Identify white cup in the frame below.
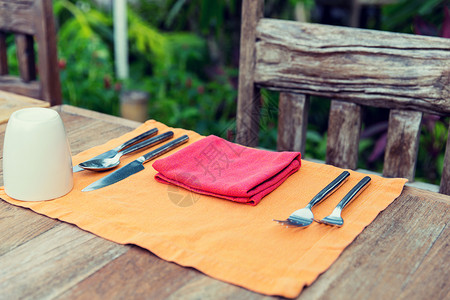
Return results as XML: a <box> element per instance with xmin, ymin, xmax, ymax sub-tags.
<box><xmin>3</xmin><ymin>107</ymin><xmax>73</xmax><ymax>201</ymax></box>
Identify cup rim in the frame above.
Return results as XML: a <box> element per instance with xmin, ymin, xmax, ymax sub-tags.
<box><xmin>11</xmin><ymin>107</ymin><xmax>59</xmax><ymax>124</ymax></box>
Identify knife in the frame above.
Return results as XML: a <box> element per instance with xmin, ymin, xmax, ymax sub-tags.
<box><xmin>73</xmin><ymin>127</ymin><xmax>158</xmax><ymax>173</ymax></box>
<box><xmin>82</xmin><ymin>135</ymin><xmax>189</xmax><ymax>192</ymax></box>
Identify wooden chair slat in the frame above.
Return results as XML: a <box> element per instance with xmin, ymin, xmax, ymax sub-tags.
<box><xmin>0</xmin><ymin>1</ymin><xmax>35</xmax><ymax>35</ymax></box>
<box><xmin>383</xmin><ymin>110</ymin><xmax>422</xmax><ymax>181</ymax></box>
<box><xmin>0</xmin><ymin>75</ymin><xmax>41</xmax><ymax>99</ymax></box>
<box><xmin>326</xmin><ymin>100</ymin><xmax>362</xmax><ymax>169</ymax></box>
<box><xmin>0</xmin><ymin>32</ymin><xmax>7</xmax><ymax>75</ymax></box>
<box><xmin>15</xmin><ymin>34</ymin><xmax>36</xmax><ymax>82</ymax></box>
<box><xmin>236</xmin><ymin>0</ymin><xmax>264</xmax><ymax>147</ymax></box>
<box><xmin>254</xmin><ymin>19</ymin><xmax>450</xmax><ymax>115</ymax></box>
<box><xmin>440</xmin><ymin>125</ymin><xmax>450</xmax><ymax>195</ymax></box>
<box><xmin>35</xmin><ymin>0</ymin><xmax>62</xmax><ymax>105</ymax></box>
<box><xmin>0</xmin><ymin>0</ymin><xmax>61</xmax><ymax>106</ymax></box>
<box><xmin>277</xmin><ymin>92</ymin><xmax>309</xmax><ymax>153</ymax></box>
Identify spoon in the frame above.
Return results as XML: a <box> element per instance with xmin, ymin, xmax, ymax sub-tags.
<box><xmin>79</xmin><ymin>131</ymin><xmax>174</xmax><ymax>171</ymax></box>
<box><xmin>73</xmin><ymin>127</ymin><xmax>158</xmax><ymax>172</ymax></box>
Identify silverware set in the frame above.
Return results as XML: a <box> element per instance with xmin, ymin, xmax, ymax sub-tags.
<box><xmin>76</xmin><ymin>128</ymin><xmax>189</xmax><ymax>191</ymax></box>
<box><xmin>274</xmin><ymin>171</ymin><xmax>371</xmax><ymax>228</ymax></box>
<box><xmin>79</xmin><ymin>131</ymin><xmax>174</xmax><ymax>171</ymax></box>
<box><xmin>73</xmin><ymin>128</ymin><xmax>159</xmax><ymax>173</ymax></box>
<box><xmin>78</xmin><ymin>129</ymin><xmax>371</xmax><ymax>228</ymax></box>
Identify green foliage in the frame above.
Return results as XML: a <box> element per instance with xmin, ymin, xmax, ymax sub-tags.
<box><xmin>382</xmin><ymin>0</ymin><xmax>447</xmax><ymax>33</ymax></box>
<box><xmin>53</xmin><ymin>0</ymin><xmax>231</xmax><ymax>129</ymax></box>
<box><xmin>416</xmin><ymin>117</ymin><xmax>449</xmax><ymax>183</ymax></box>
<box><xmin>127</xmin><ymin>66</ymin><xmax>237</xmax><ymax>137</ymax></box>
<box><xmin>55</xmin><ymin>0</ymin><xmax>119</xmax><ymax>115</ymax></box>
<box><xmin>6</xmin><ymin>35</ymin><xmax>19</xmax><ymax>76</ymax></box>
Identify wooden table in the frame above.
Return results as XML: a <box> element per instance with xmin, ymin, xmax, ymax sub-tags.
<box><xmin>0</xmin><ymin>90</ymin><xmax>50</xmax><ymax>125</ymax></box>
<box><xmin>0</xmin><ymin>105</ymin><xmax>448</xmax><ymax>300</ymax></box>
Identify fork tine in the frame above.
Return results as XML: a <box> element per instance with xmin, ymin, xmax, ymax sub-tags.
<box><xmin>286</xmin><ymin>220</ymin><xmax>311</xmax><ymax>228</ymax></box>
<box><xmin>274</xmin><ymin>171</ymin><xmax>350</xmax><ymax>229</ymax></box>
<box><xmin>273</xmin><ymin>219</ymin><xmax>307</xmax><ymax>227</ymax></box>
<box><xmin>273</xmin><ymin>219</ymin><xmax>290</xmax><ymax>225</ymax></box>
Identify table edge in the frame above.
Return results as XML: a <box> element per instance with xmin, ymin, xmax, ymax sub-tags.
<box><xmin>54</xmin><ymin>104</ymin><xmax>143</xmax><ymax>129</ymax></box>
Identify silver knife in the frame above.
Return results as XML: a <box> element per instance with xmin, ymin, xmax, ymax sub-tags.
<box><xmin>82</xmin><ymin>135</ymin><xmax>189</xmax><ymax>192</ymax></box>
<box><xmin>73</xmin><ymin>127</ymin><xmax>158</xmax><ymax>172</ymax></box>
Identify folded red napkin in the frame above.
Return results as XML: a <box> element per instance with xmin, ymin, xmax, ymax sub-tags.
<box><xmin>152</xmin><ymin>135</ymin><xmax>301</xmax><ymax>205</ymax></box>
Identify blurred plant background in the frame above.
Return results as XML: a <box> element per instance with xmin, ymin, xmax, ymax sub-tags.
<box><xmin>9</xmin><ymin>0</ymin><xmax>448</xmax><ymax>184</ymax></box>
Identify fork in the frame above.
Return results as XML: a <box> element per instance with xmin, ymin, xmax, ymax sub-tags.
<box><xmin>273</xmin><ymin>171</ymin><xmax>350</xmax><ymax>228</ymax></box>
<box><xmin>314</xmin><ymin>176</ymin><xmax>371</xmax><ymax>227</ymax></box>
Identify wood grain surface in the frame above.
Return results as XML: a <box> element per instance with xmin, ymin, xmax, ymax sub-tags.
<box><xmin>0</xmin><ymin>32</ymin><xmax>8</xmax><ymax>75</ymax></box>
<box><xmin>254</xmin><ymin>19</ymin><xmax>450</xmax><ymax>115</ymax></box>
<box><xmin>0</xmin><ymin>105</ymin><xmax>448</xmax><ymax>300</ymax></box>
<box><xmin>326</xmin><ymin>101</ymin><xmax>361</xmax><ymax>169</ymax></box>
<box><xmin>383</xmin><ymin>110</ymin><xmax>422</xmax><ymax>181</ymax></box>
<box><xmin>0</xmin><ymin>90</ymin><xmax>49</xmax><ymax>124</ymax></box>
<box><xmin>277</xmin><ymin>92</ymin><xmax>309</xmax><ymax>153</ymax></box>
<box><xmin>236</xmin><ymin>0</ymin><xmax>264</xmax><ymax>147</ymax></box>
<box><xmin>0</xmin><ymin>0</ymin><xmax>36</xmax><ymax>35</ymax></box>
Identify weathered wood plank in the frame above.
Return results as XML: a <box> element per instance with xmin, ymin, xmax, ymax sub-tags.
<box><xmin>0</xmin><ymin>75</ymin><xmax>41</xmax><ymax>99</ymax></box>
<box><xmin>254</xmin><ymin>19</ymin><xmax>450</xmax><ymax>115</ymax></box>
<box><xmin>277</xmin><ymin>92</ymin><xmax>309</xmax><ymax>153</ymax></box>
<box><xmin>57</xmin><ymin>105</ymin><xmax>142</xmax><ymax>130</ymax></box>
<box><xmin>0</xmin><ymin>90</ymin><xmax>49</xmax><ymax>125</ymax></box>
<box><xmin>15</xmin><ymin>33</ymin><xmax>36</xmax><ymax>82</ymax></box>
<box><xmin>0</xmin><ymin>0</ymin><xmax>35</xmax><ymax>35</ymax></box>
<box><xmin>0</xmin><ymin>222</ymin><xmax>129</xmax><ymax>300</ymax></box>
<box><xmin>396</xmin><ymin>220</ymin><xmax>449</xmax><ymax>300</ymax></box>
<box><xmin>236</xmin><ymin>0</ymin><xmax>264</xmax><ymax>147</ymax></box>
<box><xmin>35</xmin><ymin>0</ymin><xmax>62</xmax><ymax>105</ymax></box>
<box><xmin>326</xmin><ymin>100</ymin><xmax>361</xmax><ymax>169</ymax></box>
<box><xmin>0</xmin><ymin>200</ymin><xmax>57</xmax><ymax>256</ymax></box>
<box><xmin>0</xmin><ymin>32</ymin><xmax>8</xmax><ymax>75</ymax></box>
<box><xmin>59</xmin><ymin>246</ymin><xmax>269</xmax><ymax>300</ymax></box>
<box><xmin>440</xmin><ymin>124</ymin><xmax>450</xmax><ymax>195</ymax></box>
<box><xmin>383</xmin><ymin>110</ymin><xmax>422</xmax><ymax>181</ymax></box>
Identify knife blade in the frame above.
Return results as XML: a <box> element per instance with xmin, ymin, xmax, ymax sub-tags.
<box><xmin>82</xmin><ymin>135</ymin><xmax>189</xmax><ymax>192</ymax></box>
<box><xmin>73</xmin><ymin>127</ymin><xmax>158</xmax><ymax>172</ymax></box>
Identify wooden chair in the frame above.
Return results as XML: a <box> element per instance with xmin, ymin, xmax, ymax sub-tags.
<box><xmin>236</xmin><ymin>0</ymin><xmax>450</xmax><ymax>195</ymax></box>
<box><xmin>0</xmin><ymin>0</ymin><xmax>62</xmax><ymax>106</ymax></box>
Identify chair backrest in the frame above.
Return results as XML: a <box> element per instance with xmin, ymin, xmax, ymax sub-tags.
<box><xmin>236</xmin><ymin>0</ymin><xmax>450</xmax><ymax>195</ymax></box>
<box><xmin>0</xmin><ymin>0</ymin><xmax>62</xmax><ymax>106</ymax></box>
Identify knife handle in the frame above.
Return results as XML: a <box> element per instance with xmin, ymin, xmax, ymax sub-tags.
<box><xmin>114</xmin><ymin>127</ymin><xmax>158</xmax><ymax>152</ymax></box>
<box><xmin>307</xmin><ymin>171</ymin><xmax>350</xmax><ymax>208</ymax></box>
<box><xmin>121</xmin><ymin>131</ymin><xmax>174</xmax><ymax>156</ymax></box>
<box><xmin>142</xmin><ymin>135</ymin><xmax>189</xmax><ymax>163</ymax></box>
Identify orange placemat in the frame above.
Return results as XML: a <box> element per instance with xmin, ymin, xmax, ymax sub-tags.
<box><xmin>0</xmin><ymin>120</ymin><xmax>407</xmax><ymax>298</ymax></box>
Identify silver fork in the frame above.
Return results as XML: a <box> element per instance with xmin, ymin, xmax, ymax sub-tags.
<box><xmin>273</xmin><ymin>171</ymin><xmax>350</xmax><ymax>228</ymax></box>
<box><xmin>314</xmin><ymin>176</ymin><xmax>371</xmax><ymax>227</ymax></box>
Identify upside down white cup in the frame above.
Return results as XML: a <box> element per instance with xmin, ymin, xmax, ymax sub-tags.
<box><xmin>3</xmin><ymin>107</ymin><xmax>73</xmax><ymax>201</ymax></box>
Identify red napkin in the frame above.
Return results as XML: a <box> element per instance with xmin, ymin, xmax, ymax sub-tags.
<box><xmin>152</xmin><ymin>135</ymin><xmax>301</xmax><ymax>205</ymax></box>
